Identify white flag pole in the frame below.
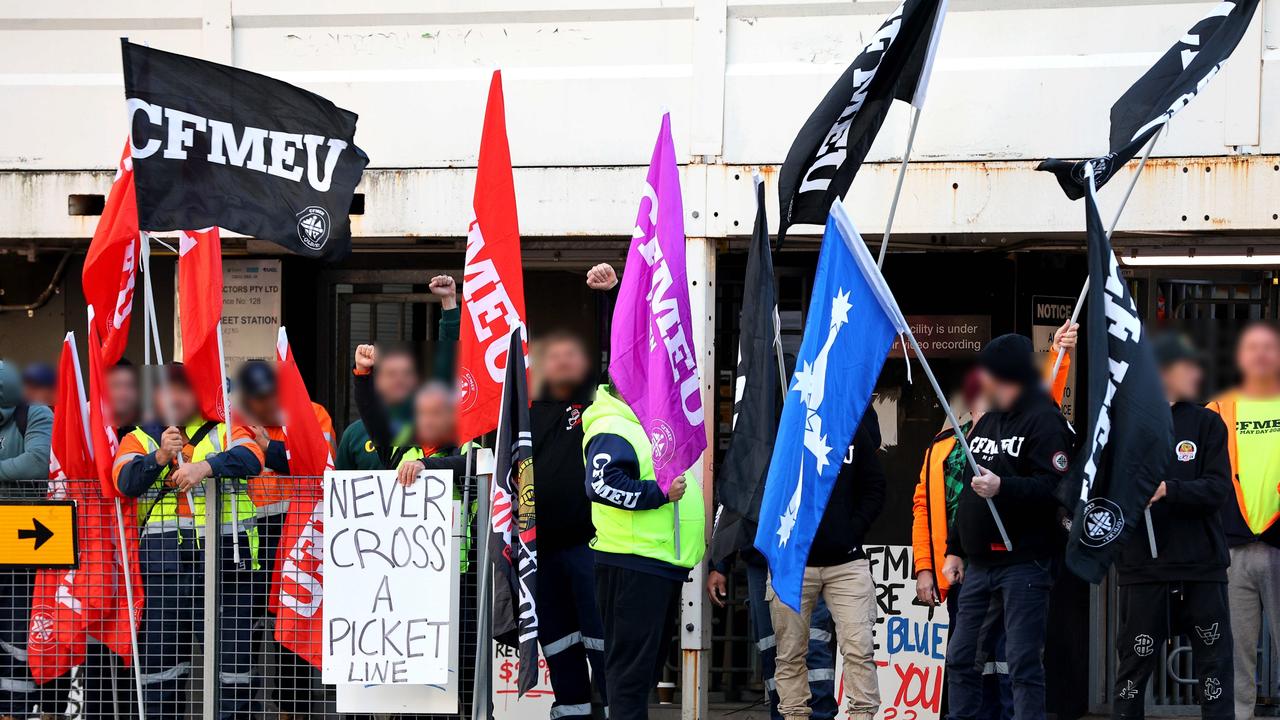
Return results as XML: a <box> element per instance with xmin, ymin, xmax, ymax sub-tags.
<box><xmin>69</xmin><ymin>331</ymin><xmax>148</xmax><ymax>720</ymax></box>
<box><xmin>1047</xmin><ymin>130</ymin><xmax>1162</xmax><ymax>382</ymax></box>
<box><xmin>877</xmin><ymin>0</ymin><xmax>948</xmax><ymax>268</ymax></box>
<box><xmin>214</xmin><ymin>319</ymin><xmax>241</xmax><ymax>566</ymax></box>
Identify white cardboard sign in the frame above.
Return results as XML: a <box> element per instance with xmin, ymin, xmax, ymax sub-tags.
<box><xmin>323</xmin><ymin>469</ymin><xmax>455</xmax><ymax>686</ymax></box>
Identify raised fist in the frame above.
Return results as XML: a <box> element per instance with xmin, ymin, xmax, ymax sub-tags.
<box><xmin>355</xmin><ymin>344</ymin><xmax>377</xmax><ymax>371</ymax></box>
<box><xmin>429</xmin><ymin>275</ymin><xmax>458</xmax><ymax>310</ymax></box>
<box><xmin>586</xmin><ymin>263</ymin><xmax>618</xmax><ymax>291</ymax></box>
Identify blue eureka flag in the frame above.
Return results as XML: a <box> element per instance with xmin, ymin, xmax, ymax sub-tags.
<box><xmin>755</xmin><ymin>200</ymin><xmax>908</xmax><ymax>611</ymax></box>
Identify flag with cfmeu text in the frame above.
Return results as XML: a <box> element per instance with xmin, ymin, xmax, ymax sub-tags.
<box><xmin>272</xmin><ymin>327</ymin><xmax>333</xmax><ymax>669</ymax></box>
<box><xmin>609</xmin><ymin>113</ymin><xmax>706</xmax><ymax>492</ymax></box>
<box><xmin>30</xmin><ymin>333</ymin><xmax>142</xmax><ymax>683</ymax></box>
<box><xmin>457</xmin><ymin>70</ymin><xmax>528</xmax><ymax>444</ymax></box>
<box><xmin>82</xmin><ymin>141</ymin><xmax>141</xmax><ymax>366</ymax></box>
<box><xmin>755</xmin><ymin>200</ymin><xmax>905</xmax><ymax>611</ymax></box>
<box><xmin>177</xmin><ymin>227</ymin><xmax>227</xmax><ymax>421</ymax></box>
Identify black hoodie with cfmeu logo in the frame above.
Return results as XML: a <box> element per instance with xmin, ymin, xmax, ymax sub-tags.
<box><xmin>947</xmin><ymin>387</ymin><xmax>1074</xmax><ymax>566</ymax></box>
<box><xmin>1115</xmin><ymin>402</ymin><xmax>1232</xmax><ymax>584</ymax></box>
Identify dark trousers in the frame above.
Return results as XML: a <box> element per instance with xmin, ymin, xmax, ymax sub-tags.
<box><xmin>945</xmin><ymin>586</ymin><xmax>1014</xmax><ymax>720</ymax></box>
<box><xmin>538</xmin><ymin>543</ymin><xmax>608</xmax><ymax>719</ymax></box>
<box><xmin>595</xmin><ymin>563</ymin><xmax>682</xmax><ymax>720</ymax></box>
<box><xmin>254</xmin><ymin>512</ymin><xmax>323</xmax><ymax>717</ymax></box>
<box><xmin>137</xmin><ymin>528</ymin><xmax>259</xmax><ymax>720</ymax></box>
<box><xmin>745</xmin><ymin>562</ymin><xmax>837</xmax><ymax>720</ymax></box>
<box><xmin>1112</xmin><ymin>582</ymin><xmax>1233</xmax><ymax>720</ymax></box>
<box><xmin>946</xmin><ymin>561</ymin><xmax>1051</xmax><ymax>720</ymax></box>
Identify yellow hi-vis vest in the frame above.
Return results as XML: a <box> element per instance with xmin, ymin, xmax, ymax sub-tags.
<box><xmin>129</xmin><ymin>422</ymin><xmax>259</xmax><ymax>549</ymax></box>
<box><xmin>581</xmin><ymin>386</ymin><xmax>705</xmax><ymax>569</ymax></box>
<box><xmin>398</xmin><ymin>444</ymin><xmax>475</xmax><ymax>571</ymax></box>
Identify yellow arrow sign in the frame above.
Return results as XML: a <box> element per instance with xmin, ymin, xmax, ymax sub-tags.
<box><xmin>0</xmin><ymin>501</ymin><xmax>77</xmax><ymax>568</ymax></box>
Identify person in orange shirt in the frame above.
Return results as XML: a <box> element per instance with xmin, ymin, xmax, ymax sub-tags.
<box><xmin>234</xmin><ymin>359</ymin><xmax>334</xmax><ymax>720</ymax></box>
<box><xmin>112</xmin><ymin>364</ymin><xmax>265</xmax><ymax>719</ymax></box>
<box><xmin>910</xmin><ymin>320</ymin><xmax>1075</xmax><ymax>719</ymax></box>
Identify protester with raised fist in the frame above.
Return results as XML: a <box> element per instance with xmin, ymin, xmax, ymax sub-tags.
<box><xmin>1110</xmin><ymin>332</ymin><xmax>1233</xmax><ymax>720</ymax></box>
<box><xmin>1207</xmin><ymin>321</ymin><xmax>1280</xmax><ymax>720</ymax></box>
<box><xmin>943</xmin><ymin>334</ymin><xmax>1073</xmax><ymax>720</ymax></box>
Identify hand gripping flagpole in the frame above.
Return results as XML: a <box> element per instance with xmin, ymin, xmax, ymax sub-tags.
<box><xmin>71</xmin><ymin>332</ymin><xmax>148</xmax><ymax>720</ymax></box>
<box><xmin>1047</xmin><ymin>130</ymin><xmax>1162</xmax><ymax>383</ymax></box>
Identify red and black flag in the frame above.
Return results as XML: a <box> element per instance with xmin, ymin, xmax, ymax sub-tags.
<box><xmin>488</xmin><ymin>328</ymin><xmax>539</xmax><ymax>696</ymax></box>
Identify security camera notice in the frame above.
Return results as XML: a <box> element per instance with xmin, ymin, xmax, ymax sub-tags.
<box><xmin>322</xmin><ymin>470</ymin><xmax>455</xmax><ymax>686</ymax></box>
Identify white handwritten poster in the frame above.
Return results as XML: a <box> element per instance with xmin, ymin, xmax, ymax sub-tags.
<box><xmin>323</xmin><ymin>470</ymin><xmax>455</xmax><ymax>686</ymax></box>
<box><xmin>492</xmin><ymin>639</ymin><xmax>555</xmax><ymax>719</ymax></box>
<box><xmin>835</xmin><ymin>545</ymin><xmax>947</xmax><ymax>720</ymax></box>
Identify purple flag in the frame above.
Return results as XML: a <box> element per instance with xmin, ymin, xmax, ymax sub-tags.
<box><xmin>609</xmin><ymin>113</ymin><xmax>707</xmax><ymax>492</ymax></box>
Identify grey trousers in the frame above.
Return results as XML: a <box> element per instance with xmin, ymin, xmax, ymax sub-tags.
<box><xmin>1227</xmin><ymin>542</ymin><xmax>1280</xmax><ymax>720</ymax></box>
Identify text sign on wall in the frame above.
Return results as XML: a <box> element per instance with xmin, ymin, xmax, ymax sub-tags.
<box><xmin>836</xmin><ymin>545</ymin><xmax>946</xmax><ymax>720</ymax></box>
<box><xmin>323</xmin><ymin>470</ymin><xmax>455</xmax><ymax>686</ymax></box>
<box><xmin>221</xmin><ymin>259</ymin><xmax>282</xmax><ymax>367</ymax></box>
<box><xmin>889</xmin><ymin>316</ymin><xmax>991</xmax><ymax>358</ymax></box>
<box><xmin>1032</xmin><ymin>295</ymin><xmax>1079</xmax><ymax>424</ymax></box>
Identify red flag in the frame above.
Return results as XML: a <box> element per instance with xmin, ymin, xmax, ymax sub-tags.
<box><xmin>82</xmin><ymin>141</ymin><xmax>140</xmax><ymax>366</ymax></box>
<box><xmin>86</xmin><ymin>315</ymin><xmax>122</xmax><ymax>499</ymax></box>
<box><xmin>272</xmin><ymin>327</ymin><xmax>332</xmax><ymax>668</ymax></box>
<box><xmin>177</xmin><ymin>228</ymin><xmax>227</xmax><ymax>421</ymax></box>
<box><xmin>456</xmin><ymin>70</ymin><xmax>528</xmax><ymax>444</ymax></box>
<box><xmin>30</xmin><ymin>335</ymin><xmax>143</xmax><ymax>682</ymax></box>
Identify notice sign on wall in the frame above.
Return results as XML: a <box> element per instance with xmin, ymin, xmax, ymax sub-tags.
<box><xmin>1032</xmin><ymin>295</ymin><xmax>1079</xmax><ymax>424</ymax></box>
<box><xmin>221</xmin><ymin>259</ymin><xmax>282</xmax><ymax>366</ymax></box>
<box><xmin>323</xmin><ymin>470</ymin><xmax>455</xmax><ymax>686</ymax></box>
<box><xmin>889</xmin><ymin>316</ymin><xmax>990</xmax><ymax>358</ymax></box>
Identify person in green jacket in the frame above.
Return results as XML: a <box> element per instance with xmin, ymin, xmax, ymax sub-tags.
<box><xmin>582</xmin><ymin>385</ymin><xmax>704</xmax><ymax>720</ymax></box>
<box><xmin>335</xmin><ymin>274</ymin><xmax>460</xmax><ymax>470</ymax></box>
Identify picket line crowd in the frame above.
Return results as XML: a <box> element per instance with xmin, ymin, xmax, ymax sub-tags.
<box><xmin>0</xmin><ymin>252</ymin><xmax>1277</xmax><ymax>720</ymax></box>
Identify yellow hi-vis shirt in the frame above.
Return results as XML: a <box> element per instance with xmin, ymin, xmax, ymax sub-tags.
<box><xmin>1234</xmin><ymin>397</ymin><xmax>1280</xmax><ymax>535</ymax></box>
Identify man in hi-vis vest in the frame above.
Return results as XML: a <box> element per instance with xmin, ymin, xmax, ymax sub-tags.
<box><xmin>112</xmin><ymin>364</ymin><xmax>265</xmax><ymax>719</ymax></box>
<box><xmin>583</xmin><ymin>385</ymin><xmax>705</xmax><ymax>720</ymax></box>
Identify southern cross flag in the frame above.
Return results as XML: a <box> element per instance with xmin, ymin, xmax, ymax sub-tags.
<box><xmin>755</xmin><ymin>200</ymin><xmax>906</xmax><ymax>611</ymax></box>
<box><xmin>457</xmin><ymin>70</ymin><xmax>528</xmax><ymax>445</ymax></box>
<box><xmin>609</xmin><ymin>113</ymin><xmax>706</xmax><ymax>492</ymax></box>
<box><xmin>82</xmin><ymin>141</ymin><xmax>140</xmax><ymax>366</ymax></box>
<box><xmin>177</xmin><ymin>228</ymin><xmax>227</xmax><ymax>422</ymax></box>
<box><xmin>777</xmin><ymin>0</ymin><xmax>948</xmax><ymax>243</ymax></box>
<box><xmin>1058</xmin><ymin>166</ymin><xmax>1172</xmax><ymax>583</ymax></box>
<box><xmin>1039</xmin><ymin>0</ymin><xmax>1260</xmax><ymax>199</ymax></box>
<box><xmin>489</xmin><ymin>328</ymin><xmax>539</xmax><ymax>695</ymax></box>
<box><xmin>712</xmin><ymin>176</ymin><xmax>783</xmax><ymax>564</ymax></box>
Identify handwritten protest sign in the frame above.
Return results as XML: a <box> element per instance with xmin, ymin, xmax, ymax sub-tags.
<box><xmin>836</xmin><ymin>545</ymin><xmax>947</xmax><ymax>720</ymax></box>
<box><xmin>323</xmin><ymin>470</ymin><xmax>455</xmax><ymax>686</ymax></box>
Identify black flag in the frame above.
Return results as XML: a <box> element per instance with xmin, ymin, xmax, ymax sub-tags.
<box><xmin>1059</xmin><ymin>168</ymin><xmax>1172</xmax><ymax>584</ymax></box>
<box><xmin>489</xmin><ymin>328</ymin><xmax>540</xmax><ymax>695</ymax></box>
<box><xmin>777</xmin><ymin>0</ymin><xmax>946</xmax><ymax>242</ymax></box>
<box><xmin>711</xmin><ymin>177</ymin><xmax>784</xmax><ymax>564</ymax></box>
<box><xmin>121</xmin><ymin>40</ymin><xmax>369</xmax><ymax>260</ymax></box>
<box><xmin>1039</xmin><ymin>0</ymin><xmax>1260</xmax><ymax>199</ymax></box>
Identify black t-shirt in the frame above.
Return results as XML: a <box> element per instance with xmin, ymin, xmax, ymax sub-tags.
<box><xmin>530</xmin><ymin>384</ymin><xmax>596</xmax><ymax>552</ymax></box>
<box><xmin>948</xmin><ymin>388</ymin><xmax>1074</xmax><ymax>566</ymax></box>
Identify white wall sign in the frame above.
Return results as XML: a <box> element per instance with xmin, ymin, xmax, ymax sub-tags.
<box><xmin>835</xmin><ymin>545</ymin><xmax>946</xmax><ymax>720</ymax></box>
<box><xmin>221</xmin><ymin>259</ymin><xmax>282</xmax><ymax>367</ymax></box>
<box><xmin>323</xmin><ymin>470</ymin><xmax>455</xmax><ymax>686</ymax></box>
<box><xmin>1032</xmin><ymin>295</ymin><xmax>1079</xmax><ymax>424</ymax></box>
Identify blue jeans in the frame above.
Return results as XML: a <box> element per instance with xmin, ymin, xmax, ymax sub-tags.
<box><xmin>946</xmin><ymin>561</ymin><xmax>1051</xmax><ymax>720</ymax></box>
<box><xmin>746</xmin><ymin>562</ymin><xmax>837</xmax><ymax>720</ymax></box>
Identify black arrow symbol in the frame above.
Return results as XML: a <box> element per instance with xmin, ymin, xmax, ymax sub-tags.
<box><xmin>17</xmin><ymin>518</ymin><xmax>54</xmax><ymax>551</ymax></box>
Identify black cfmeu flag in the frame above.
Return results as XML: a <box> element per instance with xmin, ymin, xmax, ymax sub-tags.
<box><xmin>121</xmin><ymin>40</ymin><xmax>369</xmax><ymax>261</ymax></box>
<box><xmin>489</xmin><ymin>328</ymin><xmax>540</xmax><ymax>696</ymax></box>
<box><xmin>1059</xmin><ymin>169</ymin><xmax>1172</xmax><ymax>584</ymax></box>
<box><xmin>777</xmin><ymin>0</ymin><xmax>945</xmax><ymax>243</ymax></box>
<box><xmin>711</xmin><ymin>177</ymin><xmax>784</xmax><ymax>564</ymax></box>
<box><xmin>1039</xmin><ymin>0</ymin><xmax>1260</xmax><ymax>200</ymax></box>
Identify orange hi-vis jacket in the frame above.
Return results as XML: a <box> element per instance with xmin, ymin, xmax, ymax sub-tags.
<box><xmin>249</xmin><ymin>402</ymin><xmax>335</xmax><ymax>517</ymax></box>
<box><xmin>1206</xmin><ymin>392</ymin><xmax>1280</xmax><ymax>547</ymax></box>
<box><xmin>911</xmin><ymin>350</ymin><xmax>1071</xmax><ymax>600</ymax></box>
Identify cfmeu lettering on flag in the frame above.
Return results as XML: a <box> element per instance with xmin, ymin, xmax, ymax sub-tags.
<box><xmin>323</xmin><ymin>470</ymin><xmax>456</xmax><ymax>686</ymax></box>
<box><xmin>126</xmin><ymin>98</ymin><xmax>350</xmax><ymax>192</ymax></box>
<box><xmin>462</xmin><ymin>223</ymin><xmax>525</xmax><ymax>383</ymax></box>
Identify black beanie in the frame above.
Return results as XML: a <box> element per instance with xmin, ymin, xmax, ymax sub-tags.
<box><xmin>977</xmin><ymin>334</ymin><xmax>1038</xmax><ymax>385</ymax></box>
